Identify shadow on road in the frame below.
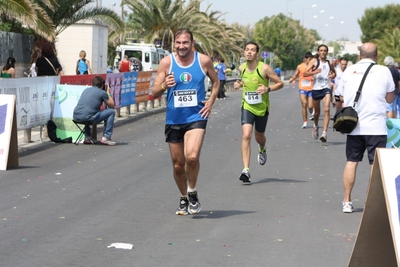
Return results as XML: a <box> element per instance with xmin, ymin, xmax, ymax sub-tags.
<box><xmin>251</xmin><ymin>177</ymin><xmax>308</xmax><ymax>185</ymax></box>
<box><xmin>190</xmin><ymin>210</ymin><xmax>256</xmax><ymax>219</ymax></box>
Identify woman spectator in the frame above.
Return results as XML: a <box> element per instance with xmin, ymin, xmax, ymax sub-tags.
<box><xmin>76</xmin><ymin>50</ymin><xmax>92</xmax><ymax>74</ymax></box>
<box><xmin>30</xmin><ymin>49</ymin><xmax>41</xmax><ymax>77</ymax></box>
<box><xmin>1</xmin><ymin>57</ymin><xmax>16</xmax><ymax>78</ymax></box>
<box><xmin>35</xmin><ymin>42</ymin><xmax>60</xmax><ymax>76</ymax></box>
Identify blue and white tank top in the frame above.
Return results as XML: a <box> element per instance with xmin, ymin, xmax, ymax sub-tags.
<box><xmin>166</xmin><ymin>51</ymin><xmax>207</xmax><ymax>124</ymax></box>
<box><xmin>313</xmin><ymin>60</ymin><xmax>331</xmax><ymax>90</ymax></box>
<box><xmin>78</xmin><ymin>59</ymin><xmax>88</xmax><ymax>74</ymax></box>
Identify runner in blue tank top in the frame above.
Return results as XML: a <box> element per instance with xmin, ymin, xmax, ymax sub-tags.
<box><xmin>152</xmin><ymin>28</ymin><xmax>219</xmax><ymax>216</ymax></box>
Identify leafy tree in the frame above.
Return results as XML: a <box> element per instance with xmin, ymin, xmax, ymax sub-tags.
<box><xmin>373</xmin><ymin>28</ymin><xmax>400</xmax><ymax>64</ymax></box>
<box><xmin>341</xmin><ymin>53</ymin><xmax>359</xmax><ymax>64</ymax></box>
<box><xmin>37</xmin><ymin>0</ymin><xmax>124</xmax><ymax>37</ymax></box>
<box><xmin>0</xmin><ymin>0</ymin><xmax>56</xmax><ymax>41</ymax></box>
<box><xmin>122</xmin><ymin>0</ymin><xmax>245</xmax><ymax>62</ymax></box>
<box><xmin>359</xmin><ymin>4</ymin><xmax>400</xmax><ymax>43</ymax></box>
<box><xmin>253</xmin><ymin>14</ymin><xmax>317</xmax><ymax>70</ymax></box>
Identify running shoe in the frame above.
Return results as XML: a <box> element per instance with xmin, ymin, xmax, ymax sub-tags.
<box><xmin>302</xmin><ymin>122</ymin><xmax>307</xmax><ymax>129</ymax></box>
<box><xmin>312</xmin><ymin>126</ymin><xmax>319</xmax><ymax>140</ymax></box>
<box><xmin>239</xmin><ymin>169</ymin><xmax>251</xmax><ymax>183</ymax></box>
<box><xmin>100</xmin><ymin>136</ymin><xmax>116</xmax><ymax>146</ymax></box>
<box><xmin>175</xmin><ymin>197</ymin><xmax>189</xmax><ymax>215</ymax></box>
<box><xmin>342</xmin><ymin>201</ymin><xmax>354</xmax><ymax>213</ymax></box>
<box><xmin>258</xmin><ymin>146</ymin><xmax>267</xmax><ymax>165</ymax></box>
<box><xmin>188</xmin><ymin>191</ymin><xmax>201</xmax><ymax>214</ymax></box>
<box><xmin>320</xmin><ymin>132</ymin><xmax>327</xmax><ymax>142</ymax></box>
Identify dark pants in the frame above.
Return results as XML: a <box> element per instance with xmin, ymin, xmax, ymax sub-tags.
<box><xmin>218</xmin><ymin>79</ymin><xmax>226</xmax><ymax>99</ymax></box>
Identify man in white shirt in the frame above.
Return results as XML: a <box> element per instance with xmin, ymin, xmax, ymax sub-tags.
<box><xmin>336</xmin><ymin>42</ymin><xmax>394</xmax><ymax>213</ymax></box>
<box><xmin>333</xmin><ymin>57</ymin><xmax>348</xmax><ymax>111</ymax></box>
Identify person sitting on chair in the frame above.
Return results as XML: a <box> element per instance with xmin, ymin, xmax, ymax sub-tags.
<box><xmin>73</xmin><ymin>76</ymin><xmax>116</xmax><ymax>146</ymax></box>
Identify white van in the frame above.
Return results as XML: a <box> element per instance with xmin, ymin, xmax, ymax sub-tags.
<box><xmin>114</xmin><ymin>42</ymin><xmax>170</xmax><ymax>72</ymax></box>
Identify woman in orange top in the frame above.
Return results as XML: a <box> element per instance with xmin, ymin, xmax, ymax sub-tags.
<box><xmin>289</xmin><ymin>52</ymin><xmax>314</xmax><ymax>128</ymax></box>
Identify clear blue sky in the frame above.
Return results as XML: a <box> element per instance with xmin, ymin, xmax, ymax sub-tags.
<box><xmin>100</xmin><ymin>0</ymin><xmax>397</xmax><ymax>42</ymax></box>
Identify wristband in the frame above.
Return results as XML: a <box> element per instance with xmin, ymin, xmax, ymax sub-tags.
<box><xmin>108</xmin><ymin>93</ymin><xmax>112</xmax><ymax>97</ymax></box>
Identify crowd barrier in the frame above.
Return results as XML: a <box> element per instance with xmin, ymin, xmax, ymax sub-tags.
<box><xmin>0</xmin><ymin>71</ymin><xmax>163</xmax><ymax>143</ymax></box>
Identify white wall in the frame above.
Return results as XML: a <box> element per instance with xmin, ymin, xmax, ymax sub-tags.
<box><xmin>56</xmin><ymin>20</ymin><xmax>108</xmax><ymax>75</ymax></box>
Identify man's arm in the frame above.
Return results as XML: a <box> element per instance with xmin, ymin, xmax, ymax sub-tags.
<box><xmin>304</xmin><ymin>58</ymin><xmax>319</xmax><ymax>77</ymax></box>
<box><xmin>263</xmin><ymin>64</ymin><xmax>283</xmax><ymax>92</ymax></box>
<box><xmin>386</xmin><ymin>91</ymin><xmax>395</xmax><ymax>104</ymax></box>
<box><xmin>105</xmin><ymin>85</ymin><xmax>115</xmax><ymax>108</ymax></box>
<box><xmin>233</xmin><ymin>65</ymin><xmax>243</xmax><ymax>89</ymax></box>
<box><xmin>288</xmin><ymin>65</ymin><xmax>300</xmax><ymax>83</ymax></box>
<box><xmin>152</xmin><ymin>56</ymin><xmax>173</xmax><ymax>98</ymax></box>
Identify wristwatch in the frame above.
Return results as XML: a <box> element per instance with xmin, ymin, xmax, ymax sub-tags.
<box><xmin>267</xmin><ymin>87</ymin><xmax>271</xmax><ymax>93</ymax></box>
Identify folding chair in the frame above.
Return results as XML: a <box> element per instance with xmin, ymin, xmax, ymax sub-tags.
<box><xmin>72</xmin><ymin>120</ymin><xmax>94</xmax><ymax>145</ymax></box>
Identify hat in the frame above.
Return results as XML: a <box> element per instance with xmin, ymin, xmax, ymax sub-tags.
<box><xmin>384</xmin><ymin>56</ymin><xmax>395</xmax><ymax>66</ymax></box>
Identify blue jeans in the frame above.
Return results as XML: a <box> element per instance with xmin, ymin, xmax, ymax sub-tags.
<box><xmin>85</xmin><ymin>109</ymin><xmax>115</xmax><ymax>139</ymax></box>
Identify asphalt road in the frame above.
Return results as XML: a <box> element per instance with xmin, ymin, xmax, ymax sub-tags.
<box><xmin>1</xmin><ymin>84</ymin><xmax>371</xmax><ymax>267</ymax></box>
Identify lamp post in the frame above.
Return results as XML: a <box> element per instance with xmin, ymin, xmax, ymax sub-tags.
<box><xmin>302</xmin><ymin>4</ymin><xmax>317</xmax><ymax>27</ymax></box>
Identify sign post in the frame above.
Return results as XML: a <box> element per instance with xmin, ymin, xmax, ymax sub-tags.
<box><xmin>261</xmin><ymin>51</ymin><xmax>269</xmax><ymax>64</ymax></box>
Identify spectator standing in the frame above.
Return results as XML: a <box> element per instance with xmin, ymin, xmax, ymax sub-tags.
<box><xmin>30</xmin><ymin>49</ymin><xmax>41</xmax><ymax>77</ymax></box>
<box><xmin>118</xmin><ymin>55</ymin><xmax>132</xmax><ymax>72</ymax></box>
<box><xmin>333</xmin><ymin>57</ymin><xmax>349</xmax><ymax>111</ymax></box>
<box><xmin>76</xmin><ymin>50</ymin><xmax>92</xmax><ymax>75</ymax></box>
<box><xmin>336</xmin><ymin>42</ymin><xmax>394</xmax><ymax>213</ymax></box>
<box><xmin>1</xmin><ymin>57</ymin><xmax>16</xmax><ymax>78</ymax></box>
<box><xmin>36</xmin><ymin>42</ymin><xmax>60</xmax><ymax>76</ymax></box>
<box><xmin>384</xmin><ymin>56</ymin><xmax>400</xmax><ymax>118</ymax></box>
<box><xmin>215</xmin><ymin>58</ymin><xmax>227</xmax><ymax>99</ymax></box>
<box><xmin>274</xmin><ymin>66</ymin><xmax>281</xmax><ymax>78</ymax></box>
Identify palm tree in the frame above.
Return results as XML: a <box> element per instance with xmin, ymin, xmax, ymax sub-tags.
<box><xmin>122</xmin><ymin>0</ymin><xmax>245</xmax><ymax>62</ymax></box>
<box><xmin>0</xmin><ymin>0</ymin><xmax>56</xmax><ymax>41</ymax></box>
<box><xmin>36</xmin><ymin>0</ymin><xmax>125</xmax><ymax>37</ymax></box>
<box><xmin>374</xmin><ymin>27</ymin><xmax>400</xmax><ymax>64</ymax></box>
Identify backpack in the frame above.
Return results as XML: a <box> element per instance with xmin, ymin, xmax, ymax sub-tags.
<box><xmin>47</xmin><ymin>120</ymin><xmax>72</xmax><ymax>143</ymax></box>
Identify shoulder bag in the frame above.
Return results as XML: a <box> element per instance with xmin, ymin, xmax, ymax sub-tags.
<box><xmin>333</xmin><ymin>63</ymin><xmax>375</xmax><ymax>134</ymax></box>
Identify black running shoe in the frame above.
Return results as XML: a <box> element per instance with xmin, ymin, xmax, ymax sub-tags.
<box><xmin>188</xmin><ymin>191</ymin><xmax>201</xmax><ymax>214</ymax></box>
<box><xmin>239</xmin><ymin>169</ymin><xmax>251</xmax><ymax>183</ymax></box>
<box><xmin>175</xmin><ymin>197</ymin><xmax>189</xmax><ymax>215</ymax></box>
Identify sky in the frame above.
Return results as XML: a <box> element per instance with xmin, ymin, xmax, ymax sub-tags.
<box><xmin>99</xmin><ymin>0</ymin><xmax>399</xmax><ymax>42</ymax></box>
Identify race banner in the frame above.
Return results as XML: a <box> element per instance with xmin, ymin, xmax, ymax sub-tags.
<box><xmin>387</xmin><ymin>119</ymin><xmax>400</xmax><ymax>148</ymax></box>
<box><xmin>53</xmin><ymin>84</ymin><xmax>88</xmax><ymax>141</ymax></box>
<box><xmin>0</xmin><ymin>76</ymin><xmax>59</xmax><ymax>130</ymax></box>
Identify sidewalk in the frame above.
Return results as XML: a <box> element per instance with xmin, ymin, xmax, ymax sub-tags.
<box><xmin>17</xmin><ymin>103</ymin><xmax>166</xmax><ymax>149</ymax></box>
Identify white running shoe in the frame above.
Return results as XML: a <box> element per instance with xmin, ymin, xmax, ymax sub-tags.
<box><xmin>342</xmin><ymin>201</ymin><xmax>354</xmax><ymax>213</ymax></box>
<box><xmin>302</xmin><ymin>122</ymin><xmax>307</xmax><ymax>129</ymax></box>
<box><xmin>320</xmin><ymin>132</ymin><xmax>327</xmax><ymax>142</ymax></box>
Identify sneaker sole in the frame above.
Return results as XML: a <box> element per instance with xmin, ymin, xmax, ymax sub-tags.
<box><xmin>176</xmin><ymin>210</ymin><xmax>189</xmax><ymax>215</ymax></box>
<box><xmin>312</xmin><ymin>128</ymin><xmax>319</xmax><ymax>139</ymax></box>
<box><xmin>342</xmin><ymin>209</ymin><xmax>353</xmax><ymax>213</ymax></box>
<box><xmin>188</xmin><ymin>205</ymin><xmax>201</xmax><ymax>214</ymax></box>
<box><xmin>239</xmin><ymin>174</ymin><xmax>251</xmax><ymax>183</ymax></box>
<box><xmin>100</xmin><ymin>141</ymin><xmax>116</xmax><ymax>146</ymax></box>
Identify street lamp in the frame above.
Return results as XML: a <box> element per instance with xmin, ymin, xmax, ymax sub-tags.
<box><xmin>302</xmin><ymin>4</ymin><xmax>317</xmax><ymax>27</ymax></box>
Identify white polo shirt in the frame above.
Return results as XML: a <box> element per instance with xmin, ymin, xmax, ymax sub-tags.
<box><xmin>336</xmin><ymin>59</ymin><xmax>394</xmax><ymax>135</ymax></box>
